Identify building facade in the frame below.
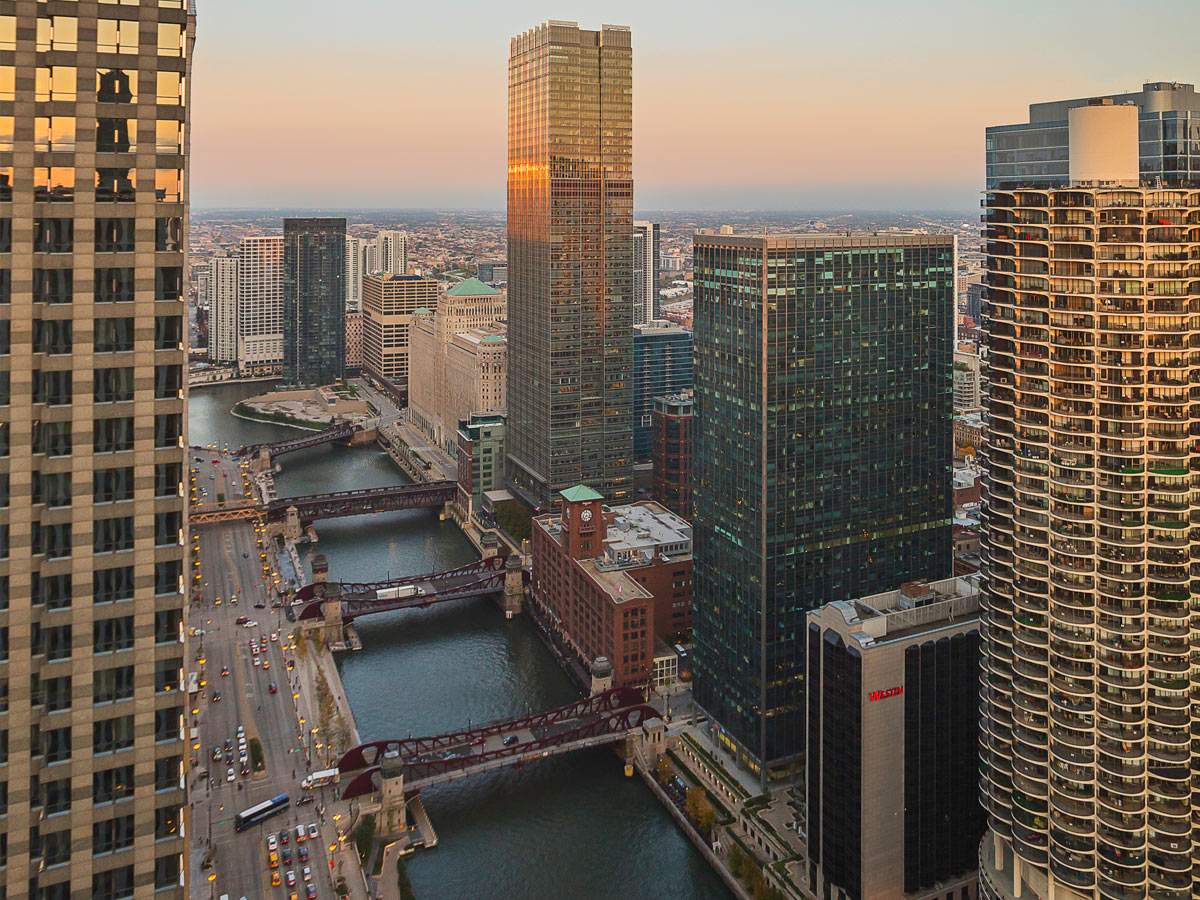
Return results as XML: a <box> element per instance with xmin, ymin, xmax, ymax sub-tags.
<box><xmin>237</xmin><ymin>235</ymin><xmax>284</xmax><ymax>376</ymax></box>
<box><xmin>456</xmin><ymin>414</ymin><xmax>507</xmax><ymax>517</ymax></box>
<box><xmin>632</xmin><ymin>320</ymin><xmax>692</xmax><ymax>464</ymax></box>
<box><xmin>477</xmin><ymin>259</ymin><xmax>508</xmax><ymax>286</ymax></box>
<box><xmin>283</xmin><ymin>218</ymin><xmax>346</xmax><ymax>386</ymax></box>
<box><xmin>345</xmin><ymin>235</ymin><xmax>363</xmax><ymax>310</ymax></box>
<box><xmin>633</xmin><ymin>221</ymin><xmax>661</xmax><ymax>324</ymax></box>
<box><xmin>208</xmin><ymin>254</ymin><xmax>239</xmax><ymax>364</ymax></box>
<box><xmin>531</xmin><ymin>488</ymin><xmax>693</xmax><ymax>686</ymax></box>
<box><xmin>978</xmin><ymin>101</ymin><xmax>1200</xmax><ymax>900</ymax></box>
<box><xmin>0</xmin><ymin>3</ymin><xmax>194</xmax><ymax>895</ymax></box>
<box><xmin>807</xmin><ymin>577</ymin><xmax>983</xmax><ymax>900</ymax></box>
<box><xmin>345</xmin><ymin>310</ymin><xmax>362</xmax><ymax>373</ymax></box>
<box><xmin>377</xmin><ymin>230</ymin><xmax>407</xmax><ymax>276</ymax></box>
<box><xmin>507</xmin><ymin>21</ymin><xmax>634</xmax><ymax>508</ymax></box>
<box><xmin>362</xmin><ymin>273</ymin><xmax>439</xmax><ymax>398</ymax></box>
<box><xmin>986</xmin><ymin>81</ymin><xmax>1200</xmax><ymax>190</ymax></box>
<box><xmin>953</xmin><ymin>342</ymin><xmax>983</xmax><ymax>413</ymax></box>
<box><xmin>652</xmin><ymin>391</ymin><xmax>693</xmax><ymax>520</ymax></box>
<box><xmin>691</xmin><ymin>232</ymin><xmax>955</xmax><ymax>778</ymax></box>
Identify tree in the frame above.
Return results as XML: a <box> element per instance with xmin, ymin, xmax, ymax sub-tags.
<box><xmin>727</xmin><ymin>842</ymin><xmax>745</xmax><ymax>879</ymax></box>
<box><xmin>655</xmin><ymin>756</ymin><xmax>672</xmax><ymax>785</ymax></box>
<box><xmin>685</xmin><ymin>787</ymin><xmax>716</xmax><ymax>837</ymax></box>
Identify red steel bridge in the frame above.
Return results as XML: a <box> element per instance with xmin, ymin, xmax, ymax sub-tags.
<box><xmin>336</xmin><ymin>686</ymin><xmax>661</xmax><ymax>796</ymax></box>
<box><xmin>236</xmin><ymin>421</ymin><xmax>359</xmax><ymax>461</ymax></box>
<box><xmin>265</xmin><ymin>481</ymin><xmax>456</xmax><ymax>523</ymax></box>
<box><xmin>292</xmin><ymin>555</ymin><xmax>516</xmax><ymax>622</ymax></box>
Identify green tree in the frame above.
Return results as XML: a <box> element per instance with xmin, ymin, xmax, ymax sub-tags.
<box><xmin>727</xmin><ymin>842</ymin><xmax>745</xmax><ymax>879</ymax></box>
<box><xmin>655</xmin><ymin>756</ymin><xmax>672</xmax><ymax>785</ymax></box>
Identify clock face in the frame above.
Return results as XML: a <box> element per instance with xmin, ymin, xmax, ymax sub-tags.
<box><xmin>581</xmin><ymin>509</ymin><xmax>593</xmax><ymax>523</ymax></box>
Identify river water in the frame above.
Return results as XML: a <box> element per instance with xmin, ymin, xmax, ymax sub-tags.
<box><xmin>189</xmin><ymin>381</ymin><xmax>729</xmax><ymax>900</ymax></box>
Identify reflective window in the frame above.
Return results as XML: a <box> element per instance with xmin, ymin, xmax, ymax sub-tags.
<box><xmin>156</xmin><ymin>216</ymin><xmax>182</xmax><ymax>251</ymax></box>
<box><xmin>96</xmin><ymin>167</ymin><xmax>135</xmax><ymax>202</ymax></box>
<box><xmin>36</xmin><ymin>66</ymin><xmax>76</xmax><ymax>102</ymax></box>
<box><xmin>97</xmin><ymin>118</ymin><xmax>136</xmax><ymax>153</ymax></box>
<box><xmin>0</xmin><ymin>16</ymin><xmax>14</xmax><ymax>51</ymax></box>
<box><xmin>0</xmin><ymin>167</ymin><xmax>12</xmax><ymax>201</ymax></box>
<box><xmin>155</xmin><ymin>168</ymin><xmax>182</xmax><ymax>202</ymax></box>
<box><xmin>156</xmin><ymin>119</ymin><xmax>182</xmax><ymax>154</ymax></box>
<box><xmin>34</xmin><ymin>116</ymin><xmax>77</xmax><ymax>152</ymax></box>
<box><xmin>157</xmin><ymin>71</ymin><xmax>184</xmax><ymax>105</ymax></box>
<box><xmin>157</xmin><ymin>22</ymin><xmax>184</xmax><ymax>57</ymax></box>
<box><xmin>0</xmin><ymin>66</ymin><xmax>13</xmax><ymax>101</ymax></box>
<box><xmin>97</xmin><ymin>68</ymin><xmax>137</xmax><ymax>103</ymax></box>
<box><xmin>34</xmin><ymin>167</ymin><xmax>75</xmax><ymax>202</ymax></box>
<box><xmin>0</xmin><ymin>116</ymin><xmax>11</xmax><ymax>152</ymax></box>
<box><xmin>37</xmin><ymin>16</ymin><xmax>78</xmax><ymax>52</ymax></box>
<box><xmin>97</xmin><ymin>18</ymin><xmax>138</xmax><ymax>54</ymax></box>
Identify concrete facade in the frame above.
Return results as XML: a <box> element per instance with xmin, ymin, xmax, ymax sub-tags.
<box><xmin>362</xmin><ymin>274</ymin><xmax>440</xmax><ymax>398</ymax></box>
<box><xmin>345</xmin><ymin>310</ymin><xmax>362</xmax><ymax>372</ymax></box>
<box><xmin>236</xmin><ymin>235</ymin><xmax>283</xmax><ymax>375</ymax></box>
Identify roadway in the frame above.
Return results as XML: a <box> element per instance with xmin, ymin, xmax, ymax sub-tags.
<box><xmin>188</xmin><ymin>453</ymin><xmax>352</xmax><ymax>900</ymax></box>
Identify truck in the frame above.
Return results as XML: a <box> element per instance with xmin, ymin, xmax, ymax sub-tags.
<box><xmin>301</xmin><ymin>768</ymin><xmax>340</xmax><ymax>790</ymax></box>
<box><xmin>376</xmin><ymin>585</ymin><xmax>423</xmax><ymax>601</ymax></box>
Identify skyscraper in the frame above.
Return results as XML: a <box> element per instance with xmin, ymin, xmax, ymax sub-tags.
<box><xmin>978</xmin><ymin>99</ymin><xmax>1200</xmax><ymax>900</ymax></box>
<box><xmin>1</xmin><ymin>3</ymin><xmax>193</xmax><ymax>895</ymax></box>
<box><xmin>362</xmin><ymin>273</ymin><xmax>440</xmax><ymax>400</ymax></box>
<box><xmin>283</xmin><ymin>218</ymin><xmax>346</xmax><ymax>386</ymax></box>
<box><xmin>633</xmin><ymin>220</ymin><xmax>661</xmax><ymax>324</ymax></box>
<box><xmin>209</xmin><ymin>254</ymin><xmax>240</xmax><ymax>364</ymax></box>
<box><xmin>238</xmin><ymin>235</ymin><xmax>284</xmax><ymax>375</ymax></box>
<box><xmin>506</xmin><ymin>20</ymin><xmax>634</xmax><ymax>508</ymax></box>
<box><xmin>691</xmin><ymin>232</ymin><xmax>955</xmax><ymax>778</ymax></box>
<box><xmin>377</xmin><ymin>229</ymin><xmax>408</xmax><ymax>276</ymax></box>
<box><xmin>631</xmin><ymin>320</ymin><xmax>692</xmax><ymax>464</ymax></box>
<box><xmin>345</xmin><ymin>234</ymin><xmax>364</xmax><ymax>310</ymax></box>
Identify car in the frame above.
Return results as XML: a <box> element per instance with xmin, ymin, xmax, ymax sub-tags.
<box><xmin>290</xmin><ymin>893</ymin><xmax>299</xmax><ymax>900</ymax></box>
<box><xmin>235</xmin><ymin>616</ymin><xmax>250</xmax><ymax>625</ymax></box>
<box><xmin>213</xmin><ymin>596</ymin><xmax>222</xmax><ymax>606</ymax></box>
<box><xmin>281</xmin><ymin>846</ymin><xmax>293</xmax><ymax>865</ymax></box>
<box><xmin>241</xmin><ymin>765</ymin><xmax>250</xmax><ymax>777</ymax></box>
<box><xmin>295</xmin><ymin>824</ymin><xmax>307</xmax><ymax>843</ymax></box>
<box><xmin>295</xmin><ymin>795</ymin><xmax>314</xmax><ymax>807</ymax></box>
<box><xmin>298</xmin><ymin>844</ymin><xmax>310</xmax><ymax>862</ymax></box>
<box><xmin>271</xmin><ymin>632</ymin><xmax>279</xmax><ymax>642</ymax></box>
<box><xmin>267</xmin><ymin>834</ymin><xmax>278</xmax><ymax>852</ymax></box>
<box><xmin>307</xmin><ymin>824</ymin><xmax>319</xmax><ymax>841</ymax></box>
<box><xmin>221</xmin><ymin>666</ymin><xmax>230</xmax><ymax>677</ymax></box>
<box><xmin>269</xmin><ymin>683</ymin><xmax>278</xmax><ymax>694</ymax></box>
<box><xmin>242</xmin><ymin>620</ymin><xmax>258</xmax><ymax>629</ymax></box>
<box><xmin>262</xmin><ymin>659</ymin><xmax>270</xmax><ymax>670</ymax></box>
<box><xmin>243</xmin><ymin>552</ymin><xmax>249</xmax><ymax>558</ymax></box>
<box><xmin>254</xmin><ymin>601</ymin><xmax>266</xmax><ymax>609</ymax></box>
<box><xmin>287</xmin><ymin>659</ymin><xmax>295</xmax><ymax>670</ymax></box>
<box><xmin>224</xmin><ymin>751</ymin><xmax>234</xmax><ymax>765</ymax></box>
<box><xmin>253</xmin><ymin>657</ymin><xmax>261</xmax><ymax>668</ymax></box>
<box><xmin>302</xmin><ymin>865</ymin><xmax>313</xmax><ymax>882</ymax></box>
<box><xmin>271</xmin><ymin>871</ymin><xmax>282</xmax><ymax>888</ymax></box>
<box><xmin>211</xmin><ymin>747</ymin><xmax>222</xmax><ymax>761</ymax></box>
<box><xmin>226</xmin><ymin>767</ymin><xmax>235</xmax><ymax>783</ymax></box>
<box><xmin>305</xmin><ymin>885</ymin><xmax>318</xmax><ymax>900</ymax></box>
<box><xmin>211</xmin><ymin>691</ymin><xmax>222</xmax><ymax>702</ymax></box>
<box><xmin>503</xmin><ymin>735</ymin><xmax>520</xmax><ymax>747</ymax></box>
<box><xmin>285</xmin><ymin>870</ymin><xmax>296</xmax><ymax>888</ymax></box>
<box><xmin>236</xmin><ymin>725</ymin><xmax>245</xmax><ymax>737</ymax></box>
<box><xmin>278</xmin><ymin>829</ymin><xmax>289</xmax><ymax>845</ymax></box>
<box><xmin>224</xmin><ymin>739</ymin><xmax>233</xmax><ymax>751</ymax></box>
<box><xmin>230</xmin><ymin>594</ymin><xmax>239</xmax><ymax>605</ymax></box>
<box><xmin>269</xmin><ymin>850</ymin><xmax>279</xmax><ymax>869</ymax></box>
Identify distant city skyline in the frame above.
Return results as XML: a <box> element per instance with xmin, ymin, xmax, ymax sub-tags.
<box><xmin>192</xmin><ymin>0</ymin><xmax>1200</xmax><ymax>211</ymax></box>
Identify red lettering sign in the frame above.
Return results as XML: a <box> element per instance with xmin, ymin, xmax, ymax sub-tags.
<box><xmin>868</xmin><ymin>686</ymin><xmax>904</xmax><ymax>702</ymax></box>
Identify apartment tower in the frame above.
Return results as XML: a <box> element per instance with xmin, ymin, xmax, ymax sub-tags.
<box><xmin>377</xmin><ymin>229</ymin><xmax>407</xmax><ymax>276</ymax></box>
<box><xmin>633</xmin><ymin>220</ymin><xmax>661</xmax><ymax>324</ymax></box>
<box><xmin>208</xmin><ymin>254</ymin><xmax>238</xmax><ymax>365</ymax></box>
<box><xmin>282</xmin><ymin>218</ymin><xmax>345</xmax><ymax>386</ymax></box>
<box><xmin>691</xmin><ymin>232</ymin><xmax>955</xmax><ymax>780</ymax></box>
<box><xmin>979</xmin><ymin>100</ymin><xmax>1200</xmax><ymax>900</ymax></box>
<box><xmin>0</xmin><ymin>2</ymin><xmax>194</xmax><ymax>896</ymax></box>
<box><xmin>236</xmin><ymin>235</ymin><xmax>283</xmax><ymax>376</ymax></box>
<box><xmin>506</xmin><ymin>20</ymin><xmax>634</xmax><ymax>508</ymax></box>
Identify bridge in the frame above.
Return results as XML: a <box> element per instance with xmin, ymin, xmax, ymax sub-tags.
<box><xmin>336</xmin><ymin>687</ymin><xmax>662</xmax><ymax>799</ymax></box>
<box><xmin>293</xmin><ymin>555</ymin><xmax>519</xmax><ymax>622</ymax></box>
<box><xmin>190</xmin><ymin>503</ymin><xmax>262</xmax><ymax>526</ymax></box>
<box><xmin>236</xmin><ymin>421</ymin><xmax>360</xmax><ymax>462</ymax></box>
<box><xmin>266</xmin><ymin>481</ymin><xmax>456</xmax><ymax>524</ymax></box>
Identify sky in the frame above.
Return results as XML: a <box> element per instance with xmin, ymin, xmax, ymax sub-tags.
<box><xmin>191</xmin><ymin>0</ymin><xmax>1200</xmax><ymax>212</ymax></box>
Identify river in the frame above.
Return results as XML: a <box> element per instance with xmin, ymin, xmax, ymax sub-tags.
<box><xmin>189</xmin><ymin>380</ymin><xmax>730</xmax><ymax>900</ymax></box>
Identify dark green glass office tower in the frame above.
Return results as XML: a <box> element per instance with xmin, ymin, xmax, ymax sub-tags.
<box><xmin>283</xmin><ymin>217</ymin><xmax>347</xmax><ymax>386</ymax></box>
<box><xmin>691</xmin><ymin>232</ymin><xmax>956</xmax><ymax>778</ymax></box>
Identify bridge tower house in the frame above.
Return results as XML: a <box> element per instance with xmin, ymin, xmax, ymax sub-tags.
<box><xmin>284</xmin><ymin>505</ymin><xmax>304</xmax><ymax>542</ymax></box>
<box><xmin>378</xmin><ymin>757</ymin><xmax>408</xmax><ymax>836</ymax></box>
<box><xmin>590</xmin><ymin>656</ymin><xmax>613</xmax><ymax>695</ymax></box>
<box><xmin>312</xmin><ymin>555</ymin><xmax>345</xmax><ymax>643</ymax></box>
<box><xmin>502</xmin><ymin>555</ymin><xmax>524</xmax><ymax>619</ymax></box>
<box><xmin>255</xmin><ymin>445</ymin><xmax>272</xmax><ymax>473</ymax></box>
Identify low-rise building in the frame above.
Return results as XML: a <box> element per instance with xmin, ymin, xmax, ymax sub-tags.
<box><xmin>806</xmin><ymin>575</ymin><xmax>983</xmax><ymax>900</ymax></box>
<box><xmin>953</xmin><ymin>342</ymin><xmax>982</xmax><ymax>413</ymax></box>
<box><xmin>652</xmin><ymin>391</ymin><xmax>693</xmax><ymax>519</ymax></box>
<box><xmin>531</xmin><ymin>486</ymin><xmax>694</xmax><ymax>686</ymax></box>
<box><xmin>953</xmin><ymin>411</ymin><xmax>985</xmax><ymax>459</ymax></box>
<box><xmin>456</xmin><ymin>413</ymin><xmax>507</xmax><ymax>518</ymax></box>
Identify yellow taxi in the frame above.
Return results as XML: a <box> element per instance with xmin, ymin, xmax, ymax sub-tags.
<box><xmin>269</xmin><ymin>850</ymin><xmax>279</xmax><ymax>870</ymax></box>
<box><xmin>271</xmin><ymin>871</ymin><xmax>282</xmax><ymax>887</ymax></box>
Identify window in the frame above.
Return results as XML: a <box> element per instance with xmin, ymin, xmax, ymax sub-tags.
<box><xmin>36</xmin><ymin>623</ymin><xmax>72</xmax><ymax>660</ymax></box>
<box><xmin>155</xmin><ymin>853</ymin><xmax>181</xmax><ymax>889</ymax></box>
<box><xmin>0</xmin><ymin>16</ymin><xmax>12</xmax><ymax>51</ymax></box>
<box><xmin>34</xmin><ymin>219</ymin><xmax>73</xmax><ymax>253</ymax></box>
<box><xmin>94</xmin><ymin>666</ymin><xmax>134</xmax><ymax>703</ymax></box>
<box><xmin>96</xmin><ymin>218</ymin><xmax>135</xmax><ymax>252</ymax></box>
<box><xmin>0</xmin><ymin>65</ymin><xmax>10</xmax><ymax>100</ymax></box>
<box><xmin>93</xmin><ymin>815</ymin><xmax>135</xmax><ymax>854</ymax></box>
<box><xmin>154</xmin><ymin>658</ymin><xmax>180</xmax><ymax>693</ymax></box>
<box><xmin>96</xmin><ymin>18</ymin><xmax>138</xmax><ymax>54</ymax></box>
<box><xmin>96</xmin><ymin>167</ymin><xmax>135</xmax><ymax>202</ymax></box>
<box><xmin>94</xmin><ymin>367</ymin><xmax>134</xmax><ymax>403</ymax></box>
<box><xmin>156</xmin><ymin>216</ymin><xmax>183</xmax><ymax>251</ymax></box>
<box><xmin>155</xmin><ymin>364</ymin><xmax>182</xmax><ymax>398</ymax></box>
<box><xmin>41</xmin><ymin>827</ymin><xmax>71</xmax><ymax>866</ymax></box>
<box><xmin>95</xmin><ymin>416</ymin><xmax>134</xmax><ymax>453</ymax></box>
<box><xmin>0</xmin><ymin>165</ymin><xmax>11</xmax><ymax>202</ymax></box>
<box><xmin>155</xmin><ymin>607</ymin><xmax>181</xmax><ymax>643</ymax></box>
<box><xmin>34</xmin><ymin>269</ymin><xmax>73</xmax><ymax>304</ymax></box>
<box><xmin>155</xmin><ymin>169</ymin><xmax>183</xmax><ymax>203</ymax></box>
<box><xmin>156</xmin><ymin>266</ymin><xmax>183</xmax><ymax>300</ymax></box>
<box><xmin>154</xmin><ymin>756</ymin><xmax>180</xmax><ymax>792</ymax></box>
<box><xmin>94</xmin><ymin>516</ymin><xmax>134</xmax><ymax>553</ymax></box>
<box><xmin>34</xmin><ymin>167</ymin><xmax>75</xmax><ymax>202</ymax></box>
<box><xmin>156</xmin><ymin>70</ymin><xmax>183</xmax><ymax>105</ymax></box>
<box><xmin>37</xmin><ymin>16</ymin><xmax>78</xmax><ymax>51</ymax></box>
<box><xmin>33</xmin><ymin>370</ymin><xmax>72</xmax><ymax>405</ymax></box>
<box><xmin>96</xmin><ymin>118</ymin><xmax>135</xmax><ymax>153</ymax></box>
<box><xmin>42</xmin><ymin>725</ymin><xmax>71</xmax><ymax>763</ymax></box>
<box><xmin>0</xmin><ymin>114</ymin><xmax>10</xmax><ymax>152</ymax></box>
<box><xmin>157</xmin><ymin>21</ymin><xmax>184</xmax><ymax>56</ymax></box>
<box><xmin>156</xmin><ymin>119</ymin><xmax>182</xmax><ymax>154</ymax></box>
<box><xmin>32</xmin><ymin>522</ymin><xmax>72</xmax><ymax>559</ymax></box>
<box><xmin>154</xmin><ymin>707</ymin><xmax>180</xmax><ymax>743</ymax></box>
<box><xmin>32</xmin><ymin>471</ymin><xmax>72</xmax><ymax>507</ymax></box>
<box><xmin>155</xmin><ymin>315</ymin><xmax>182</xmax><ymax>349</ymax></box>
<box><xmin>95</xmin><ymin>267</ymin><xmax>134</xmax><ymax>302</ymax></box>
<box><xmin>95</xmin><ymin>566</ymin><xmax>134</xmax><ymax>604</ymax></box>
<box><xmin>94</xmin><ymin>467</ymin><xmax>134</xmax><ymax>503</ymax></box>
<box><xmin>95</xmin><ymin>318</ymin><xmax>134</xmax><ymax>352</ymax></box>
<box><xmin>0</xmin><ymin>218</ymin><xmax>9</xmax><ymax>252</ymax></box>
<box><xmin>94</xmin><ymin>616</ymin><xmax>134</xmax><ymax>653</ymax></box>
<box><xmin>34</xmin><ymin>420</ymin><xmax>72</xmax><ymax>456</ymax></box>
<box><xmin>34</xmin><ymin>116</ymin><xmax>76</xmax><ymax>152</ymax></box>
<box><xmin>155</xmin><ymin>510</ymin><xmax>181</xmax><ymax>546</ymax></box>
<box><xmin>36</xmin><ymin>65</ymin><xmax>76</xmax><ymax>102</ymax></box>
<box><xmin>33</xmin><ymin>572</ymin><xmax>71</xmax><ymax>610</ymax></box>
<box><xmin>155</xmin><ymin>805</ymin><xmax>180</xmax><ymax>839</ymax></box>
<box><xmin>0</xmin><ymin>575</ymin><xmax>7</xmax><ymax>610</ymax></box>
<box><xmin>0</xmin><ymin>472</ymin><xmax>7</xmax><ymax>507</ymax></box>
<box><xmin>93</xmin><ymin>715</ymin><xmax>134</xmax><ymax>753</ymax></box>
<box><xmin>33</xmin><ymin>319</ymin><xmax>73</xmax><ymax>354</ymax></box>
<box><xmin>40</xmin><ymin>676</ymin><xmax>72</xmax><ymax>712</ymax></box>
<box><xmin>155</xmin><ymin>559</ymin><xmax>182</xmax><ymax>596</ymax></box>
<box><xmin>94</xmin><ymin>765</ymin><xmax>135</xmax><ymax>803</ymax></box>
<box><xmin>97</xmin><ymin>68</ymin><xmax>137</xmax><ymax>103</ymax></box>
<box><xmin>41</xmin><ymin>777</ymin><xmax>71</xmax><ymax>815</ymax></box>
<box><xmin>0</xmin><ymin>268</ymin><xmax>10</xmax><ymax>302</ymax></box>
<box><xmin>154</xmin><ymin>462</ymin><xmax>181</xmax><ymax>497</ymax></box>
<box><xmin>155</xmin><ymin>413</ymin><xmax>182</xmax><ymax>448</ymax></box>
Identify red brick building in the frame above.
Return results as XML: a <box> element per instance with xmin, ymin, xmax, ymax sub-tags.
<box><xmin>531</xmin><ymin>485</ymin><xmax>694</xmax><ymax>687</ymax></box>
<box><xmin>652</xmin><ymin>391</ymin><xmax>693</xmax><ymax>520</ymax></box>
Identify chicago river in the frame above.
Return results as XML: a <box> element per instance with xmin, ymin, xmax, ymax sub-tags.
<box><xmin>190</xmin><ymin>381</ymin><xmax>728</xmax><ymax>898</ymax></box>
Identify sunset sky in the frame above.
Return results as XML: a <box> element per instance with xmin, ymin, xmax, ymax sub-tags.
<box><xmin>191</xmin><ymin>0</ymin><xmax>1200</xmax><ymax>212</ymax></box>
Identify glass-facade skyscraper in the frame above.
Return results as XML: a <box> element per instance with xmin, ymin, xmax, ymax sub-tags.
<box><xmin>0</xmin><ymin>3</ymin><xmax>194</xmax><ymax>895</ymax></box>
<box><xmin>632</xmin><ymin>320</ymin><xmax>692</xmax><ymax>464</ymax></box>
<box><xmin>691</xmin><ymin>232</ymin><xmax>955</xmax><ymax>777</ymax></box>
<box><xmin>506</xmin><ymin>21</ymin><xmax>634</xmax><ymax>509</ymax></box>
<box><xmin>283</xmin><ymin>217</ymin><xmax>346</xmax><ymax>386</ymax></box>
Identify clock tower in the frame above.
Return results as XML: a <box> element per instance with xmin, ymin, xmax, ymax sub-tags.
<box><xmin>559</xmin><ymin>484</ymin><xmax>606</xmax><ymax>559</ymax></box>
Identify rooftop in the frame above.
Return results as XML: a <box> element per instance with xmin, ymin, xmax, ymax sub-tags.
<box><xmin>816</xmin><ymin>575</ymin><xmax>981</xmax><ymax>647</ymax></box>
<box><xmin>579</xmin><ymin>558</ymin><xmax>652</xmax><ymax>605</ymax></box>
<box><xmin>447</xmin><ymin>277</ymin><xmax>500</xmax><ymax>297</ymax></box>
<box><xmin>561</xmin><ymin>484</ymin><xmax>604</xmax><ymax>503</ymax></box>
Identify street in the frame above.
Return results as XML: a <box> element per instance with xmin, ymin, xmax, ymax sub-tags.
<box><xmin>188</xmin><ymin>451</ymin><xmax>357</xmax><ymax>900</ymax></box>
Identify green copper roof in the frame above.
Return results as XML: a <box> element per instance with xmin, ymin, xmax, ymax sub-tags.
<box><xmin>481</xmin><ymin>334</ymin><xmax>505</xmax><ymax>343</ymax></box>
<box><xmin>447</xmin><ymin>277</ymin><xmax>500</xmax><ymax>297</ymax></box>
<box><xmin>560</xmin><ymin>484</ymin><xmax>603</xmax><ymax>503</ymax></box>
<box><xmin>413</xmin><ymin>307</ymin><xmax>433</xmax><ymax>315</ymax></box>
